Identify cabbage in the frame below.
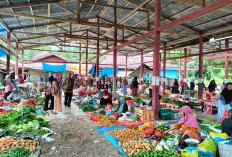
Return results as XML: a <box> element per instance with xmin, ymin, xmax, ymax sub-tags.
<box><xmin>28</xmin><ymin>120</ymin><xmax>40</xmax><ymax>129</ymax></box>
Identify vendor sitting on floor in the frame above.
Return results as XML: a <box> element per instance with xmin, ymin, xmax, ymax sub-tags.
<box><xmin>222</xmin><ymin>109</ymin><xmax>232</xmax><ymax>136</ymax></box>
<box><xmin>100</xmin><ymin>90</ymin><xmax>112</xmax><ymax>106</ymax></box>
<box><xmin>95</xmin><ymin>87</ymin><xmax>103</xmax><ymax>99</ymax></box>
<box><xmin>164</xmin><ymin>106</ymin><xmax>201</xmax><ymax>145</ymax></box>
<box><xmin>7</xmin><ymin>88</ymin><xmax>20</xmax><ymax>103</ymax></box>
<box><xmin>116</xmin><ymin>97</ymin><xmax>128</xmax><ymax>114</ymax></box>
<box><xmin>182</xmin><ymin>90</ymin><xmax>189</xmax><ymax>100</ymax></box>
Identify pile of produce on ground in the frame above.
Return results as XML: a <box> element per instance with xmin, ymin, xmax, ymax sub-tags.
<box><xmin>119</xmin><ymin>139</ymin><xmax>154</xmax><ymax>156</ymax></box>
<box><xmin>80</xmin><ymin>103</ymin><xmax>96</xmax><ymax>112</ymax></box>
<box><xmin>23</xmin><ymin>99</ymin><xmax>37</xmax><ymax>106</ymax></box>
<box><xmin>97</xmin><ymin>116</ymin><xmax>119</xmax><ymax>126</ymax></box>
<box><xmin>0</xmin><ymin>104</ymin><xmax>51</xmax><ymax>156</ymax></box>
<box><xmin>106</xmin><ymin>128</ymin><xmax>146</xmax><ymax>142</ymax></box>
<box><xmin>0</xmin><ymin>137</ymin><xmax>36</xmax><ymax>152</ymax></box>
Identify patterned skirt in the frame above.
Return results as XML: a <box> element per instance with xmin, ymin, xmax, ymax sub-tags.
<box><xmin>132</xmin><ymin>88</ymin><xmax>138</xmax><ymax>97</ymax></box>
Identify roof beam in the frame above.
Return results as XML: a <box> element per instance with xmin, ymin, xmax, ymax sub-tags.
<box><xmin>0</xmin><ymin>10</ymin><xmax>148</xmax><ymax>31</ymax></box>
<box><xmin>159</xmin><ymin>0</ymin><xmax>232</xmax><ymax>32</ymax></box>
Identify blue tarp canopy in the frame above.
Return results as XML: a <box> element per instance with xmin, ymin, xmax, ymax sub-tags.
<box><xmin>42</xmin><ymin>62</ymin><xmax>66</xmax><ymax>72</ymax></box>
<box><xmin>143</xmin><ymin>69</ymin><xmax>178</xmax><ymax>80</ymax></box>
<box><xmin>99</xmin><ymin>67</ymin><xmax>119</xmax><ymax>77</ymax></box>
<box><xmin>161</xmin><ymin>69</ymin><xmax>178</xmax><ymax>79</ymax></box>
<box><xmin>0</xmin><ymin>48</ymin><xmax>6</xmax><ymax>57</ymax></box>
<box><xmin>88</xmin><ymin>65</ymin><xmax>96</xmax><ymax>76</ymax></box>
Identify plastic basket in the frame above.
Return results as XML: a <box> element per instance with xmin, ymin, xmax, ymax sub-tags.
<box><xmin>218</xmin><ymin>141</ymin><xmax>232</xmax><ymax>157</ymax></box>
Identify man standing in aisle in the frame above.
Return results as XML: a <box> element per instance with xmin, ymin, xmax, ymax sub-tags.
<box><xmin>63</xmin><ymin>73</ymin><xmax>74</xmax><ymax>108</ymax></box>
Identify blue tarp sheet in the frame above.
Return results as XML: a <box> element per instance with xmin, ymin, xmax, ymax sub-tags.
<box><xmin>99</xmin><ymin>67</ymin><xmax>119</xmax><ymax>77</ymax></box>
<box><xmin>161</xmin><ymin>69</ymin><xmax>178</xmax><ymax>79</ymax></box>
<box><xmin>0</xmin><ymin>48</ymin><xmax>6</xmax><ymax>57</ymax></box>
<box><xmin>88</xmin><ymin>65</ymin><xmax>96</xmax><ymax>76</ymax></box>
<box><xmin>96</xmin><ymin>125</ymin><xmax>128</xmax><ymax>157</ymax></box>
<box><xmin>143</xmin><ymin>69</ymin><xmax>178</xmax><ymax>80</ymax></box>
<box><xmin>42</xmin><ymin>62</ymin><xmax>67</xmax><ymax>72</ymax></box>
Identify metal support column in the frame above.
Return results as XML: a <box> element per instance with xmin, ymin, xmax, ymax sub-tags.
<box><xmin>152</xmin><ymin>0</ymin><xmax>161</xmax><ymax>120</ymax></box>
<box><xmin>198</xmin><ymin>36</ymin><xmax>203</xmax><ymax>100</ymax></box>
<box><xmin>86</xmin><ymin>30</ymin><xmax>88</xmax><ymax>87</ymax></box>
<box><xmin>163</xmin><ymin>46</ymin><xmax>166</xmax><ymax>93</ymax></box>
<box><xmin>211</xmin><ymin>60</ymin><xmax>213</xmax><ymax>80</ymax></box>
<box><xmin>22</xmin><ymin>49</ymin><xmax>24</xmax><ymax>76</ymax></box>
<box><xmin>6</xmin><ymin>32</ymin><xmax>10</xmax><ymax>75</ymax></box>
<box><xmin>96</xmin><ymin>17</ymin><xmax>100</xmax><ymax>88</ymax></box>
<box><xmin>179</xmin><ymin>51</ymin><xmax>182</xmax><ymax>81</ymax></box>
<box><xmin>112</xmin><ymin>0</ymin><xmax>117</xmax><ymax>101</ymax></box>
<box><xmin>140</xmin><ymin>51</ymin><xmax>144</xmax><ymax>85</ymax></box>
<box><xmin>183</xmin><ymin>48</ymin><xmax>187</xmax><ymax>93</ymax></box>
<box><xmin>79</xmin><ymin>43</ymin><xmax>81</xmax><ymax>75</ymax></box>
<box><xmin>15</xmin><ymin>42</ymin><xmax>19</xmax><ymax>77</ymax></box>
<box><xmin>225</xmin><ymin>39</ymin><xmax>229</xmax><ymax>83</ymax></box>
<box><xmin>125</xmin><ymin>55</ymin><xmax>128</xmax><ymax>78</ymax></box>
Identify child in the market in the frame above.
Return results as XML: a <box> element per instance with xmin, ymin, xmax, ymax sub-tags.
<box><xmin>7</xmin><ymin>88</ymin><xmax>20</xmax><ymax>103</ymax></box>
<box><xmin>164</xmin><ymin>106</ymin><xmax>201</xmax><ymax>146</ymax></box>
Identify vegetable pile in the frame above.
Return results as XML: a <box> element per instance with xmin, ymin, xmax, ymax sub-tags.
<box><xmin>119</xmin><ymin>139</ymin><xmax>154</xmax><ymax>156</ymax></box>
<box><xmin>80</xmin><ymin>103</ymin><xmax>96</xmax><ymax>112</ymax></box>
<box><xmin>133</xmin><ymin>97</ymin><xmax>142</xmax><ymax>104</ymax></box>
<box><xmin>0</xmin><ymin>147</ymin><xmax>31</xmax><ymax>157</ymax></box>
<box><xmin>106</xmin><ymin>128</ymin><xmax>146</xmax><ymax>142</ymax></box>
<box><xmin>23</xmin><ymin>99</ymin><xmax>37</xmax><ymax>106</ymax></box>
<box><xmin>135</xmin><ymin>150</ymin><xmax>180</xmax><ymax>157</ymax></box>
<box><xmin>97</xmin><ymin>116</ymin><xmax>119</xmax><ymax>126</ymax></box>
<box><xmin>0</xmin><ymin>137</ymin><xmax>36</xmax><ymax>153</ymax></box>
<box><xmin>154</xmin><ymin>124</ymin><xmax>169</xmax><ymax>132</ymax></box>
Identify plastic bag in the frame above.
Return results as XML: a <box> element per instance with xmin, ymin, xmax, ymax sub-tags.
<box><xmin>181</xmin><ymin>147</ymin><xmax>198</xmax><ymax>157</ymax></box>
<box><xmin>105</xmin><ymin>104</ymin><xmax>112</xmax><ymax>112</ymax></box>
<box><xmin>198</xmin><ymin>138</ymin><xmax>217</xmax><ymax>157</ymax></box>
<box><xmin>105</xmin><ymin>110</ymin><xmax>112</xmax><ymax>116</ymax></box>
<box><xmin>210</xmin><ymin>132</ymin><xmax>228</xmax><ymax>146</ymax></box>
<box><xmin>142</xmin><ymin>126</ymin><xmax>154</xmax><ymax>135</ymax></box>
<box><xmin>220</xmin><ymin>107</ymin><xmax>228</xmax><ymax>124</ymax></box>
<box><xmin>139</xmin><ymin>122</ymin><xmax>151</xmax><ymax>131</ymax></box>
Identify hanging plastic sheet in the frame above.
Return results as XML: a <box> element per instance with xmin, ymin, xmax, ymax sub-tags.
<box><xmin>99</xmin><ymin>67</ymin><xmax>119</xmax><ymax>77</ymax></box>
<box><xmin>88</xmin><ymin>64</ymin><xmax>96</xmax><ymax>76</ymax></box>
<box><xmin>160</xmin><ymin>69</ymin><xmax>178</xmax><ymax>79</ymax></box>
<box><xmin>0</xmin><ymin>48</ymin><xmax>6</xmax><ymax>57</ymax></box>
<box><xmin>42</xmin><ymin>62</ymin><xmax>66</xmax><ymax>72</ymax></box>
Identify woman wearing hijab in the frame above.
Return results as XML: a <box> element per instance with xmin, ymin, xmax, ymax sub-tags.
<box><xmin>222</xmin><ymin>109</ymin><xmax>232</xmax><ymax>136</ymax></box>
<box><xmin>208</xmin><ymin>79</ymin><xmax>217</xmax><ymax>92</ymax></box>
<box><xmin>121</xmin><ymin>78</ymin><xmax>128</xmax><ymax>96</ymax></box>
<box><xmin>190</xmin><ymin>79</ymin><xmax>195</xmax><ymax>90</ymax></box>
<box><xmin>116</xmin><ymin>97</ymin><xmax>128</xmax><ymax>114</ymax></box>
<box><xmin>217</xmin><ymin>82</ymin><xmax>232</xmax><ymax>122</ymax></box>
<box><xmin>182</xmin><ymin>90</ymin><xmax>189</xmax><ymax>100</ymax></box>
<box><xmin>100</xmin><ymin>90</ymin><xmax>112</xmax><ymax>106</ymax></box>
<box><xmin>7</xmin><ymin>88</ymin><xmax>20</xmax><ymax>103</ymax></box>
<box><xmin>50</xmin><ymin>76</ymin><xmax>62</xmax><ymax>114</ymax></box>
<box><xmin>131</xmin><ymin>77</ymin><xmax>139</xmax><ymax>97</ymax></box>
<box><xmin>164</xmin><ymin>106</ymin><xmax>201</xmax><ymax>144</ymax></box>
<box><xmin>4</xmin><ymin>77</ymin><xmax>15</xmax><ymax>100</ymax></box>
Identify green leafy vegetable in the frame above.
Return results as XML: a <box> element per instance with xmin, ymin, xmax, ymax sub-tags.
<box><xmin>0</xmin><ymin>147</ymin><xmax>31</xmax><ymax>157</ymax></box>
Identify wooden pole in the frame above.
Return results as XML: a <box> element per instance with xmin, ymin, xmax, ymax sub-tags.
<box><xmin>140</xmin><ymin>51</ymin><xmax>144</xmax><ymax>85</ymax></box>
<box><xmin>225</xmin><ymin>39</ymin><xmax>229</xmax><ymax>83</ymax></box>
<box><xmin>22</xmin><ymin>49</ymin><xmax>24</xmax><ymax>76</ymax></box>
<box><xmin>15</xmin><ymin>42</ymin><xmax>19</xmax><ymax>77</ymax></box>
<box><xmin>96</xmin><ymin>17</ymin><xmax>100</xmax><ymax>88</ymax></box>
<box><xmin>163</xmin><ymin>46</ymin><xmax>166</xmax><ymax>93</ymax></box>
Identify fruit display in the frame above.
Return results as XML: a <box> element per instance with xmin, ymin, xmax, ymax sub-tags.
<box><xmin>106</xmin><ymin>128</ymin><xmax>146</xmax><ymax>142</ymax></box>
<box><xmin>119</xmin><ymin>139</ymin><xmax>154</xmax><ymax>156</ymax></box>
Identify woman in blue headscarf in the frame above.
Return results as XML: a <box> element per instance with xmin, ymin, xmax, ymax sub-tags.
<box><xmin>116</xmin><ymin>97</ymin><xmax>128</xmax><ymax>114</ymax></box>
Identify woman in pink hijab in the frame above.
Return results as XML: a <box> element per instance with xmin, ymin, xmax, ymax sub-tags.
<box><xmin>164</xmin><ymin>106</ymin><xmax>201</xmax><ymax>144</ymax></box>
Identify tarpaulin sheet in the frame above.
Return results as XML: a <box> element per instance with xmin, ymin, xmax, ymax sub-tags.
<box><xmin>99</xmin><ymin>67</ymin><xmax>119</xmax><ymax>77</ymax></box>
<box><xmin>96</xmin><ymin>125</ymin><xmax>128</xmax><ymax>157</ymax></box>
<box><xmin>42</xmin><ymin>62</ymin><xmax>66</xmax><ymax>72</ymax></box>
<box><xmin>142</xmin><ymin>69</ymin><xmax>178</xmax><ymax>80</ymax></box>
<box><xmin>0</xmin><ymin>48</ymin><xmax>6</xmax><ymax>57</ymax></box>
<box><xmin>160</xmin><ymin>69</ymin><xmax>178</xmax><ymax>79</ymax></box>
<box><xmin>88</xmin><ymin>64</ymin><xmax>96</xmax><ymax>76</ymax></box>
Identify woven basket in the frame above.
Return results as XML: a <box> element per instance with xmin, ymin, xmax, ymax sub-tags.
<box><xmin>218</xmin><ymin>141</ymin><xmax>232</xmax><ymax>157</ymax></box>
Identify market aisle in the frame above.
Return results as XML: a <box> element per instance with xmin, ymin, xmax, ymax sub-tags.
<box><xmin>39</xmin><ymin>100</ymin><xmax>123</xmax><ymax>157</ymax></box>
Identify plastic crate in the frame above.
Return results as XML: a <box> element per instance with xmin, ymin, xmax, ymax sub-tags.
<box><xmin>159</xmin><ymin>109</ymin><xmax>172</xmax><ymax>120</ymax></box>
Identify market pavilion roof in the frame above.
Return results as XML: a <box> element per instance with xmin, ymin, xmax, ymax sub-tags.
<box><xmin>0</xmin><ymin>0</ymin><xmax>232</xmax><ymax>58</ymax></box>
